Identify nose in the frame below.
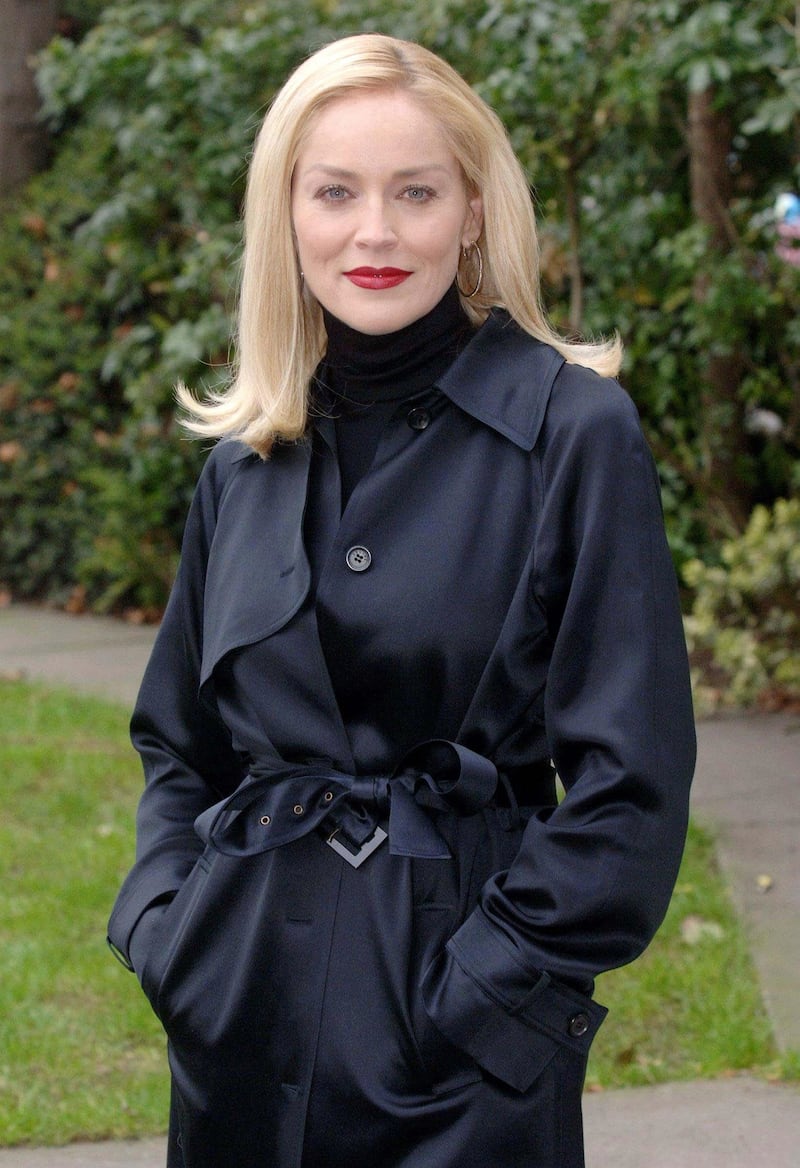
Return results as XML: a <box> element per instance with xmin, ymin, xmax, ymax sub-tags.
<box><xmin>354</xmin><ymin>197</ymin><xmax>397</xmax><ymax>250</ymax></box>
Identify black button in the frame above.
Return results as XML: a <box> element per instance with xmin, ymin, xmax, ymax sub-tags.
<box><xmin>345</xmin><ymin>545</ymin><xmax>372</xmax><ymax>572</ymax></box>
<box><xmin>568</xmin><ymin>1012</ymin><xmax>590</xmax><ymax>1038</ymax></box>
<box><xmin>407</xmin><ymin>407</ymin><xmax>431</xmax><ymax>431</ymax></box>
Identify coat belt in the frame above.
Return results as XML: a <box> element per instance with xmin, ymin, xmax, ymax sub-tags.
<box><xmin>194</xmin><ymin>740</ymin><xmax>502</xmax><ymax>864</ymax></box>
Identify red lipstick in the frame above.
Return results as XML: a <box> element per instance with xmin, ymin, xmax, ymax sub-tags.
<box><xmin>344</xmin><ymin>267</ymin><xmax>412</xmax><ymax>290</ymax></box>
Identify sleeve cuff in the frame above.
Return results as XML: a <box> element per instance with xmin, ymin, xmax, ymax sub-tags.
<box><xmin>421</xmin><ymin>909</ymin><xmax>607</xmax><ymax>1092</ymax></box>
<box><xmin>107</xmin><ymin>836</ymin><xmax>201</xmax><ymax>969</ymax></box>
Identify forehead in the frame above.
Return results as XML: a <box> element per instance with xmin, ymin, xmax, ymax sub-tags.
<box><xmin>295</xmin><ymin>89</ymin><xmax>460</xmax><ymax>174</ymax></box>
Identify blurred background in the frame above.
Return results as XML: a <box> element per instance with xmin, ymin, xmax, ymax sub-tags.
<box><xmin>0</xmin><ymin>0</ymin><xmax>798</xmax><ymax>716</ymax></box>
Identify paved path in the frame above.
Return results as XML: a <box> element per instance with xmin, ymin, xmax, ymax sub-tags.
<box><xmin>0</xmin><ymin>606</ymin><xmax>155</xmax><ymax>706</ymax></box>
<box><xmin>1</xmin><ymin>603</ymin><xmax>799</xmax><ymax>1166</ymax></box>
<box><xmin>690</xmin><ymin>712</ymin><xmax>800</xmax><ymax>1055</ymax></box>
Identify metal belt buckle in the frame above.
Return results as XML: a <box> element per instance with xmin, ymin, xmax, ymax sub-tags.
<box><xmin>326</xmin><ymin>825</ymin><xmax>388</xmax><ymax>868</ymax></box>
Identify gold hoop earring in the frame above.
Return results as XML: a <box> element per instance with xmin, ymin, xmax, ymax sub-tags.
<box><xmin>456</xmin><ymin>242</ymin><xmax>483</xmax><ymax>298</ymax></box>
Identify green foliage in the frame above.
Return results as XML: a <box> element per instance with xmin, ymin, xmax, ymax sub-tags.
<box><xmin>684</xmin><ymin>498</ymin><xmax>800</xmax><ymax>711</ymax></box>
<box><xmin>0</xmin><ymin>0</ymin><xmax>317</xmax><ymax>609</ymax></box>
<box><xmin>566</xmin><ymin>1</ymin><xmax>800</xmax><ymax>538</ymax></box>
<box><xmin>0</xmin><ymin>0</ymin><xmax>798</xmax><ymax>625</ymax></box>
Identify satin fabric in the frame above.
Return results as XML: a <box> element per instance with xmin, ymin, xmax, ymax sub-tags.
<box><xmin>108</xmin><ymin>310</ymin><xmax>695</xmax><ymax>1167</ymax></box>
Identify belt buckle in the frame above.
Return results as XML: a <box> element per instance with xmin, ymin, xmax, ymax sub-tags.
<box><xmin>326</xmin><ymin>825</ymin><xmax>388</xmax><ymax>868</ymax></box>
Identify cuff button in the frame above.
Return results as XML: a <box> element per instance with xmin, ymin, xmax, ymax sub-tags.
<box><xmin>568</xmin><ymin>1012</ymin><xmax>590</xmax><ymax>1038</ymax></box>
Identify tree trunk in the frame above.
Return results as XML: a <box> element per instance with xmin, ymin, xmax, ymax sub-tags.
<box><xmin>563</xmin><ymin>161</ymin><xmax>584</xmax><ymax>336</ymax></box>
<box><xmin>0</xmin><ymin>0</ymin><xmax>58</xmax><ymax>196</ymax></box>
<box><xmin>687</xmin><ymin>85</ymin><xmax>751</xmax><ymax>535</ymax></box>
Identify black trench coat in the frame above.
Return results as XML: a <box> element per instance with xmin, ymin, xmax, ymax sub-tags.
<box><xmin>108</xmin><ymin>310</ymin><xmax>696</xmax><ymax>1168</ymax></box>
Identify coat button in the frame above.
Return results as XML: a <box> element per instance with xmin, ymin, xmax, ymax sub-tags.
<box><xmin>568</xmin><ymin>1012</ymin><xmax>590</xmax><ymax>1038</ymax></box>
<box><xmin>345</xmin><ymin>545</ymin><xmax>372</xmax><ymax>572</ymax></box>
<box><xmin>407</xmin><ymin>407</ymin><xmax>430</xmax><ymax>430</ymax></box>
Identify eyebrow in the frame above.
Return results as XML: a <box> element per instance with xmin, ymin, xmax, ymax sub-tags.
<box><xmin>299</xmin><ymin>164</ymin><xmax>453</xmax><ymax>179</ymax></box>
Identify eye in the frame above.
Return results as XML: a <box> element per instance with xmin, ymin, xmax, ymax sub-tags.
<box><xmin>401</xmin><ymin>185</ymin><xmax>435</xmax><ymax>203</ymax></box>
<box><xmin>317</xmin><ymin>185</ymin><xmax>351</xmax><ymax>202</ymax></box>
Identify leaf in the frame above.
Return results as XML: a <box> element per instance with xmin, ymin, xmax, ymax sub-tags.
<box><xmin>680</xmin><ymin>915</ymin><xmax>725</xmax><ymax>944</ymax></box>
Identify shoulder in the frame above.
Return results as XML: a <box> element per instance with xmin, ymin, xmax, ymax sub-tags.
<box><xmin>477</xmin><ymin>310</ymin><xmax>637</xmax><ymax>430</ymax></box>
<box><xmin>545</xmin><ymin>360</ymin><xmax>644</xmax><ymax>450</ymax></box>
<box><xmin>443</xmin><ymin>311</ymin><xmax>637</xmax><ymax>454</ymax></box>
<box><xmin>536</xmin><ymin>362</ymin><xmax>658</xmax><ymax>508</ymax></box>
<box><xmin>195</xmin><ymin>437</ymin><xmax>270</xmax><ymax>499</ymax></box>
<box><xmin>194</xmin><ymin>436</ymin><xmax>312</xmax><ymax>525</ymax></box>
<box><xmin>203</xmin><ymin>436</ymin><xmax>256</xmax><ymax>478</ymax></box>
<box><xmin>181</xmin><ymin>439</ymin><xmax>259</xmax><ymax>541</ymax></box>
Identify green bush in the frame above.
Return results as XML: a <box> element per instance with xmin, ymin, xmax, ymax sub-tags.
<box><xmin>684</xmin><ymin>498</ymin><xmax>800</xmax><ymax>712</ymax></box>
<box><xmin>0</xmin><ymin>0</ymin><xmax>460</xmax><ymax>611</ymax></box>
<box><xmin>0</xmin><ymin>0</ymin><xmax>798</xmax><ymax>618</ymax></box>
<box><xmin>0</xmin><ymin>0</ymin><xmax>316</xmax><ymax>609</ymax></box>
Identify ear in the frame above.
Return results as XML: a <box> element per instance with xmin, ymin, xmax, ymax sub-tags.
<box><xmin>462</xmin><ymin>192</ymin><xmax>484</xmax><ymax>248</ymax></box>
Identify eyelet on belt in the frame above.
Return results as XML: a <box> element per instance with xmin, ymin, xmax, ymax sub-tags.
<box><xmin>293</xmin><ymin>804</ymin><xmax>305</xmax><ymax>816</ymax></box>
<box><xmin>260</xmin><ymin>815</ymin><xmax>271</xmax><ymax>826</ymax></box>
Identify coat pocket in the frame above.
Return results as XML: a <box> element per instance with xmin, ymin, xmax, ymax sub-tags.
<box><xmin>410</xmin><ymin>903</ymin><xmax>483</xmax><ymax>1097</ymax></box>
<box><xmin>411</xmin><ymin>994</ymin><xmax>484</xmax><ymax>1097</ymax></box>
<box><xmin>139</xmin><ymin>852</ymin><xmax>212</xmax><ymax>1019</ymax></box>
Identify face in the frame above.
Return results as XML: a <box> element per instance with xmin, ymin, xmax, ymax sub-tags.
<box><xmin>291</xmin><ymin>89</ymin><xmax>483</xmax><ymax>336</ymax></box>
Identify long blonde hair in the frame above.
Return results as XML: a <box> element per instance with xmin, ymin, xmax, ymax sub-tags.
<box><xmin>178</xmin><ymin>33</ymin><xmax>622</xmax><ymax>455</ymax></box>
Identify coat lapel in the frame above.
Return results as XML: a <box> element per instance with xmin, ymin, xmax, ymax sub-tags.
<box><xmin>200</xmin><ymin>440</ymin><xmax>313</xmax><ymax>692</ymax></box>
<box><xmin>199</xmin><ymin>437</ymin><xmax>356</xmax><ymax>770</ymax></box>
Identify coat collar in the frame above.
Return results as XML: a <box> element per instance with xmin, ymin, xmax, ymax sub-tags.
<box><xmin>227</xmin><ymin>309</ymin><xmax>564</xmax><ymax>463</ymax></box>
<box><xmin>436</xmin><ymin>309</ymin><xmax>564</xmax><ymax>451</ymax></box>
<box><xmin>197</xmin><ymin>313</ymin><xmax>564</xmax><ymax>726</ymax></box>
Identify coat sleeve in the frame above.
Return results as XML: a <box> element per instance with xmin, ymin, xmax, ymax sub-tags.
<box><xmin>107</xmin><ymin>443</ymin><xmax>247</xmax><ymax>969</ymax></box>
<box><xmin>422</xmin><ymin>367</ymin><xmax>696</xmax><ymax>1091</ymax></box>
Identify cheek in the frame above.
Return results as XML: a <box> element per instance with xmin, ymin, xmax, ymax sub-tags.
<box><xmin>292</xmin><ymin>209</ymin><xmax>331</xmax><ymax>264</ymax></box>
<box><xmin>423</xmin><ymin>211</ymin><xmax>468</xmax><ymax>258</ymax></box>
<box><xmin>421</xmin><ymin>229</ymin><xmax>462</xmax><ymax>274</ymax></box>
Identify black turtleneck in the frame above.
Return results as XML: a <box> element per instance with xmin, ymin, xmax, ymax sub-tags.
<box><xmin>315</xmin><ymin>284</ymin><xmax>473</xmax><ymax>506</ymax></box>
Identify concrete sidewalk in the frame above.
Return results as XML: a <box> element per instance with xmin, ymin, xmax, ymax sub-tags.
<box><xmin>1</xmin><ymin>602</ymin><xmax>799</xmax><ymax>1166</ymax></box>
<box><xmin>0</xmin><ymin>605</ymin><xmax>156</xmax><ymax>707</ymax></box>
<box><xmin>0</xmin><ymin>1076</ymin><xmax>798</xmax><ymax>1168</ymax></box>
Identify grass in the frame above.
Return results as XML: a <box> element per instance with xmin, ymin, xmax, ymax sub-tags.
<box><xmin>0</xmin><ymin>680</ymin><xmax>168</xmax><ymax>1146</ymax></box>
<box><xmin>587</xmin><ymin>819</ymin><xmax>780</xmax><ymax>1088</ymax></box>
<box><xmin>0</xmin><ymin>678</ymin><xmax>794</xmax><ymax>1146</ymax></box>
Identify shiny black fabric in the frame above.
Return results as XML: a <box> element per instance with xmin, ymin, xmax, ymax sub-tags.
<box><xmin>108</xmin><ymin>310</ymin><xmax>696</xmax><ymax>1167</ymax></box>
<box><xmin>318</xmin><ymin>283</ymin><xmax>472</xmax><ymax>504</ymax></box>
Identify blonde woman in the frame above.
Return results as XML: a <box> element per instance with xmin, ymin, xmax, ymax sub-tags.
<box><xmin>109</xmin><ymin>33</ymin><xmax>695</xmax><ymax>1168</ymax></box>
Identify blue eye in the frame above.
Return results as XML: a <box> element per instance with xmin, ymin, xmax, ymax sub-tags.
<box><xmin>318</xmin><ymin>185</ymin><xmax>349</xmax><ymax>201</ymax></box>
<box><xmin>403</xmin><ymin>186</ymin><xmax>434</xmax><ymax>202</ymax></box>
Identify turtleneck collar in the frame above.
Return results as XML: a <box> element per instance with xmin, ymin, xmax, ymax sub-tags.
<box><xmin>317</xmin><ymin>283</ymin><xmax>474</xmax><ymax>404</ymax></box>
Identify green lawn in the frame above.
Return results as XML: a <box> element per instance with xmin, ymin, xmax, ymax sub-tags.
<box><xmin>588</xmin><ymin>821</ymin><xmax>780</xmax><ymax>1088</ymax></box>
<box><xmin>0</xmin><ymin>681</ymin><xmax>167</xmax><ymax>1145</ymax></box>
<box><xmin>0</xmin><ymin>679</ymin><xmax>791</xmax><ymax>1146</ymax></box>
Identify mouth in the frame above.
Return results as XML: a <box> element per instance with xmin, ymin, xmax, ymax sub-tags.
<box><xmin>343</xmin><ymin>267</ymin><xmax>412</xmax><ymax>290</ymax></box>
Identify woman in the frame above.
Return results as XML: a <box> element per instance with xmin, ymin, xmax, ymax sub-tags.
<box><xmin>108</xmin><ymin>33</ymin><xmax>696</xmax><ymax>1168</ymax></box>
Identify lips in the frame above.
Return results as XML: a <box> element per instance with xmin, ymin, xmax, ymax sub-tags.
<box><xmin>343</xmin><ymin>267</ymin><xmax>412</xmax><ymax>290</ymax></box>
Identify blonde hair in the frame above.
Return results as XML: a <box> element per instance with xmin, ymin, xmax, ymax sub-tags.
<box><xmin>178</xmin><ymin>33</ymin><xmax>622</xmax><ymax>455</ymax></box>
